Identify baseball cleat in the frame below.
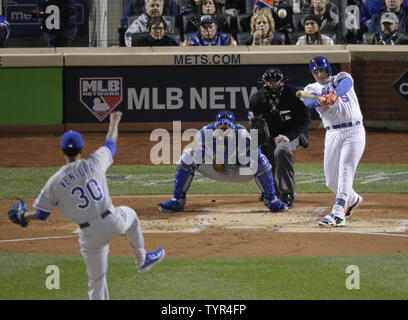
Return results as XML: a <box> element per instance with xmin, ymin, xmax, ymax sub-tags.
<box><xmin>345</xmin><ymin>195</ymin><xmax>363</xmax><ymax>218</ymax></box>
<box><xmin>158</xmin><ymin>198</ymin><xmax>185</xmax><ymax>213</ymax></box>
<box><xmin>138</xmin><ymin>248</ymin><xmax>165</xmax><ymax>273</ymax></box>
<box><xmin>267</xmin><ymin>199</ymin><xmax>288</xmax><ymax>213</ymax></box>
<box><xmin>318</xmin><ymin>213</ymin><xmax>345</xmax><ymax>227</ymax></box>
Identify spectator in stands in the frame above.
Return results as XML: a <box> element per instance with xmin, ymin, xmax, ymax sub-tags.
<box><xmin>245</xmin><ymin>8</ymin><xmax>283</xmax><ymax>45</ymax></box>
<box><xmin>120</xmin><ymin>0</ymin><xmax>180</xmax><ymax>46</ymax></box>
<box><xmin>125</xmin><ymin>0</ymin><xmax>178</xmax><ymax>47</ymax></box>
<box><xmin>180</xmin><ymin>0</ymin><xmax>201</xmax><ymax>15</ymax></box>
<box><xmin>240</xmin><ymin>2</ymin><xmax>266</xmax><ymax>33</ymax></box>
<box><xmin>272</xmin><ymin>0</ymin><xmax>294</xmax><ymax>35</ymax></box>
<box><xmin>0</xmin><ymin>16</ymin><xmax>11</xmax><ymax>48</ymax></box>
<box><xmin>37</xmin><ymin>0</ymin><xmax>78</xmax><ymax>47</ymax></box>
<box><xmin>296</xmin><ymin>0</ymin><xmax>338</xmax><ymax>15</ymax></box>
<box><xmin>183</xmin><ymin>14</ymin><xmax>237</xmax><ymax>45</ymax></box>
<box><xmin>132</xmin><ymin>15</ymin><xmax>179</xmax><ymax>46</ymax></box>
<box><xmin>364</xmin><ymin>11</ymin><xmax>408</xmax><ymax>44</ymax></box>
<box><xmin>296</xmin><ymin>14</ymin><xmax>334</xmax><ymax>44</ymax></box>
<box><xmin>361</xmin><ymin>0</ymin><xmax>408</xmax><ymax>32</ymax></box>
<box><xmin>369</xmin><ymin>0</ymin><xmax>408</xmax><ymax>33</ymax></box>
<box><xmin>218</xmin><ymin>0</ymin><xmax>247</xmax><ymax>38</ymax></box>
<box><xmin>184</xmin><ymin>0</ymin><xmax>230</xmax><ymax>34</ymax></box>
<box><xmin>298</xmin><ymin>0</ymin><xmax>339</xmax><ymax>36</ymax></box>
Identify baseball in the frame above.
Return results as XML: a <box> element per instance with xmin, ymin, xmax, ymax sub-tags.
<box><xmin>278</xmin><ymin>9</ymin><xmax>287</xmax><ymax>19</ymax></box>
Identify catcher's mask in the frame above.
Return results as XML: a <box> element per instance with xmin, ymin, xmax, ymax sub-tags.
<box><xmin>214</xmin><ymin>110</ymin><xmax>236</xmax><ymax>130</ymax></box>
<box><xmin>309</xmin><ymin>56</ymin><xmax>332</xmax><ymax>76</ymax></box>
<box><xmin>259</xmin><ymin>68</ymin><xmax>288</xmax><ymax>99</ymax></box>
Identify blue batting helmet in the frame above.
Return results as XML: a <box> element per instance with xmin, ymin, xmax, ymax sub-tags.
<box><xmin>214</xmin><ymin>110</ymin><xmax>236</xmax><ymax>129</ymax></box>
<box><xmin>309</xmin><ymin>56</ymin><xmax>332</xmax><ymax>76</ymax></box>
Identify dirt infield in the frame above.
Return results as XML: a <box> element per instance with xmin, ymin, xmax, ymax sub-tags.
<box><xmin>1</xmin><ymin>129</ymin><xmax>408</xmax><ymax>258</ymax></box>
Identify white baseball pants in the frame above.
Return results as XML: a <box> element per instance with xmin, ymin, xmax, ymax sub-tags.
<box><xmin>78</xmin><ymin>206</ymin><xmax>146</xmax><ymax>300</ymax></box>
<box><xmin>324</xmin><ymin>124</ymin><xmax>366</xmax><ymax>211</ymax></box>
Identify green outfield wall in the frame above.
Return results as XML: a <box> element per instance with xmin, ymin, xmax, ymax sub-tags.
<box><xmin>0</xmin><ymin>67</ymin><xmax>63</xmax><ymax>126</ymax></box>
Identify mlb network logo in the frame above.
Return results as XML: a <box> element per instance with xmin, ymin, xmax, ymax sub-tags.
<box><xmin>80</xmin><ymin>77</ymin><xmax>123</xmax><ymax>122</ymax></box>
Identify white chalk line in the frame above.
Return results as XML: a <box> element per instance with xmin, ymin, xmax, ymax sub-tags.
<box><xmin>0</xmin><ymin>235</ymin><xmax>78</xmax><ymax>243</ymax></box>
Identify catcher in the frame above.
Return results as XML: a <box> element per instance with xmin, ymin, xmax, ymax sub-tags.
<box><xmin>158</xmin><ymin>110</ymin><xmax>288</xmax><ymax>213</ymax></box>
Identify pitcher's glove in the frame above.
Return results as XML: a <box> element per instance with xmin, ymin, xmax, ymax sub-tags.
<box><xmin>8</xmin><ymin>199</ymin><xmax>28</xmax><ymax>227</ymax></box>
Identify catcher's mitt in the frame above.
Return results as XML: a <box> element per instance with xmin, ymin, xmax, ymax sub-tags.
<box><xmin>213</xmin><ymin>158</ymin><xmax>225</xmax><ymax>173</ymax></box>
<box><xmin>8</xmin><ymin>199</ymin><xmax>28</xmax><ymax>227</ymax></box>
<box><xmin>248</xmin><ymin>116</ymin><xmax>271</xmax><ymax>147</ymax></box>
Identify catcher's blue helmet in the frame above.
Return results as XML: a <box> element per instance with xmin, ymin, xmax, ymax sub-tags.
<box><xmin>309</xmin><ymin>56</ymin><xmax>332</xmax><ymax>76</ymax></box>
<box><xmin>214</xmin><ymin>110</ymin><xmax>236</xmax><ymax>129</ymax></box>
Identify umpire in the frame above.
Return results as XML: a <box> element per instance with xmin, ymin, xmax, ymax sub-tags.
<box><xmin>249</xmin><ymin>68</ymin><xmax>311</xmax><ymax>208</ymax></box>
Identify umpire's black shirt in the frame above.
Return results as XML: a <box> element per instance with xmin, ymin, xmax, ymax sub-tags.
<box><xmin>249</xmin><ymin>84</ymin><xmax>311</xmax><ymax>141</ymax></box>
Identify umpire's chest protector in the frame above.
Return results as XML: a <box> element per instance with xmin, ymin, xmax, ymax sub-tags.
<box><xmin>261</xmin><ymin>86</ymin><xmax>302</xmax><ymax>136</ymax></box>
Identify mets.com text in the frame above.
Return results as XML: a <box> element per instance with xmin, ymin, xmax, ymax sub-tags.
<box><xmin>174</xmin><ymin>54</ymin><xmax>241</xmax><ymax>65</ymax></box>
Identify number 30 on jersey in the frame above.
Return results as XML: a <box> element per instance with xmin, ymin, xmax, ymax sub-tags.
<box><xmin>71</xmin><ymin>179</ymin><xmax>103</xmax><ymax>209</ymax></box>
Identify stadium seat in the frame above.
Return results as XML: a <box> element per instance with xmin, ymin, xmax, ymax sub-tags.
<box><xmin>287</xmin><ymin>31</ymin><xmax>304</xmax><ymax>44</ymax></box>
<box><xmin>237</xmin><ymin>32</ymin><xmax>251</xmax><ymax>45</ymax></box>
<box><xmin>293</xmin><ymin>13</ymin><xmax>307</xmax><ymax>32</ymax></box>
<box><xmin>245</xmin><ymin>0</ymin><xmax>254</xmax><ymax>14</ymax></box>
<box><xmin>236</xmin><ymin>13</ymin><xmax>252</xmax><ymax>33</ymax></box>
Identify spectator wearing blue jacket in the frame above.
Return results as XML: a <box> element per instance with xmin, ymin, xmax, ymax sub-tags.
<box><xmin>183</xmin><ymin>14</ymin><xmax>237</xmax><ymax>45</ymax></box>
<box><xmin>119</xmin><ymin>0</ymin><xmax>180</xmax><ymax>46</ymax></box>
<box><xmin>0</xmin><ymin>16</ymin><xmax>11</xmax><ymax>47</ymax></box>
<box><xmin>363</xmin><ymin>0</ymin><xmax>408</xmax><ymax>32</ymax></box>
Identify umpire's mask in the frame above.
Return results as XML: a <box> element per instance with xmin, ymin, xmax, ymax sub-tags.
<box><xmin>259</xmin><ymin>68</ymin><xmax>288</xmax><ymax>99</ymax></box>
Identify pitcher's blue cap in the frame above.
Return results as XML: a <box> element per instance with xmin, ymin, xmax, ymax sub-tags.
<box><xmin>61</xmin><ymin>131</ymin><xmax>84</xmax><ymax>149</ymax></box>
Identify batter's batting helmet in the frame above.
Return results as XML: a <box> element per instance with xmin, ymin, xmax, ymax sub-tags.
<box><xmin>214</xmin><ymin>110</ymin><xmax>236</xmax><ymax>129</ymax></box>
<box><xmin>309</xmin><ymin>56</ymin><xmax>332</xmax><ymax>76</ymax></box>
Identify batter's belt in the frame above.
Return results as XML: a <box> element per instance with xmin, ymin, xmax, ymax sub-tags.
<box><xmin>325</xmin><ymin>120</ymin><xmax>360</xmax><ymax>131</ymax></box>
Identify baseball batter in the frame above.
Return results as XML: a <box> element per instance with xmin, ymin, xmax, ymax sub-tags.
<box><xmin>301</xmin><ymin>56</ymin><xmax>365</xmax><ymax>227</ymax></box>
<box><xmin>9</xmin><ymin>112</ymin><xmax>164</xmax><ymax>300</ymax></box>
<box><xmin>158</xmin><ymin>110</ymin><xmax>288</xmax><ymax>213</ymax></box>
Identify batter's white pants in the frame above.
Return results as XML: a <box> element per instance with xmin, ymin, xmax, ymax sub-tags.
<box><xmin>78</xmin><ymin>206</ymin><xmax>146</xmax><ymax>300</ymax></box>
<box><xmin>324</xmin><ymin>124</ymin><xmax>366</xmax><ymax>209</ymax></box>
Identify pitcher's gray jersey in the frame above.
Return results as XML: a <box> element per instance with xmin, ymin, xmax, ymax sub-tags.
<box><xmin>34</xmin><ymin>146</ymin><xmax>114</xmax><ymax>224</ymax></box>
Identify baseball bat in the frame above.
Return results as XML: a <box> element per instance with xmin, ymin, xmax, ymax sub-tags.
<box><xmin>295</xmin><ymin>91</ymin><xmax>326</xmax><ymax>102</ymax></box>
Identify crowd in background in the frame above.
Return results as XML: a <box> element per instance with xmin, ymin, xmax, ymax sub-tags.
<box><xmin>1</xmin><ymin>0</ymin><xmax>408</xmax><ymax>47</ymax></box>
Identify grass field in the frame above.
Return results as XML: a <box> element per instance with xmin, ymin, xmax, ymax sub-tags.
<box><xmin>1</xmin><ymin>253</ymin><xmax>408</xmax><ymax>300</ymax></box>
<box><xmin>1</xmin><ymin>163</ymin><xmax>408</xmax><ymax>301</ymax></box>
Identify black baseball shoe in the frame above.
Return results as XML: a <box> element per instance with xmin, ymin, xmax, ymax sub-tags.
<box><xmin>280</xmin><ymin>193</ymin><xmax>294</xmax><ymax>209</ymax></box>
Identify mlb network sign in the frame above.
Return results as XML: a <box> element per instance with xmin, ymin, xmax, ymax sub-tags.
<box><xmin>80</xmin><ymin>78</ymin><xmax>123</xmax><ymax>122</ymax></box>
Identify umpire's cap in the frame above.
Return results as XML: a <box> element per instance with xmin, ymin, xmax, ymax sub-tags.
<box><xmin>61</xmin><ymin>131</ymin><xmax>84</xmax><ymax>149</ymax></box>
<box><xmin>309</xmin><ymin>56</ymin><xmax>332</xmax><ymax>76</ymax></box>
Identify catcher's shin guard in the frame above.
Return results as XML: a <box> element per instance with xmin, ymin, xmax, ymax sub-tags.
<box><xmin>173</xmin><ymin>162</ymin><xmax>195</xmax><ymax>200</ymax></box>
<box><xmin>254</xmin><ymin>153</ymin><xmax>288</xmax><ymax>212</ymax></box>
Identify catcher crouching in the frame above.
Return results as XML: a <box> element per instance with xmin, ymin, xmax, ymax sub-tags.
<box><xmin>158</xmin><ymin>110</ymin><xmax>288</xmax><ymax>213</ymax></box>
